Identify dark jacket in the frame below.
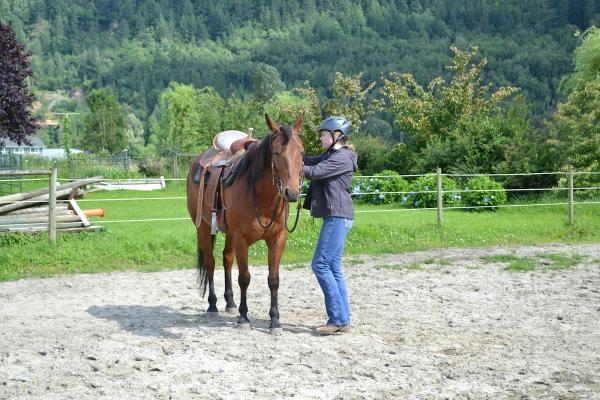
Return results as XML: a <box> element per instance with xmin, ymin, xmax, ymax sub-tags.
<box><xmin>302</xmin><ymin>147</ymin><xmax>358</xmax><ymax>219</ymax></box>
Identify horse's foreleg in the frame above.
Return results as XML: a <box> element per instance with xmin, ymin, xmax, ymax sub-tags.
<box><xmin>266</xmin><ymin>233</ymin><xmax>286</xmax><ymax>333</ymax></box>
<box><xmin>234</xmin><ymin>239</ymin><xmax>251</xmax><ymax>327</ymax></box>
<box><xmin>223</xmin><ymin>234</ymin><xmax>237</xmax><ymax>312</ymax></box>
<box><xmin>197</xmin><ymin>222</ymin><xmax>218</xmax><ymax>314</ymax></box>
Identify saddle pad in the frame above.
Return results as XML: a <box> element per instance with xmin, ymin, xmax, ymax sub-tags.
<box><xmin>213</xmin><ymin>130</ymin><xmax>248</xmax><ymax>151</ymax></box>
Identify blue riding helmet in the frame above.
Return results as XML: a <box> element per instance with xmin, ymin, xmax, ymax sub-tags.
<box><xmin>319</xmin><ymin>116</ymin><xmax>351</xmax><ymax>138</ymax></box>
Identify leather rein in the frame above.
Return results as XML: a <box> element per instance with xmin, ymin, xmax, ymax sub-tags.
<box><xmin>253</xmin><ymin>132</ymin><xmax>303</xmax><ymax>233</ymax></box>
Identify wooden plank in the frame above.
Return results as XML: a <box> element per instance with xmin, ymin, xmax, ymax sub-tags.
<box><xmin>68</xmin><ymin>199</ymin><xmax>90</xmax><ymax>227</ymax></box>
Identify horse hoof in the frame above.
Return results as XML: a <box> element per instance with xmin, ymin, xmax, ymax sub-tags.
<box><xmin>225</xmin><ymin>307</ymin><xmax>238</xmax><ymax>314</ymax></box>
<box><xmin>270</xmin><ymin>327</ymin><xmax>283</xmax><ymax>335</ymax></box>
<box><xmin>237</xmin><ymin>322</ymin><xmax>251</xmax><ymax>330</ymax></box>
<box><xmin>206</xmin><ymin>311</ymin><xmax>219</xmax><ymax>318</ymax></box>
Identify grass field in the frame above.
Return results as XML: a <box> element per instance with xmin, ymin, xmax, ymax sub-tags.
<box><xmin>2</xmin><ymin>181</ymin><xmax>600</xmax><ymax>281</ymax></box>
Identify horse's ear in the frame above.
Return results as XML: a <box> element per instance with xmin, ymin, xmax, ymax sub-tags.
<box><xmin>265</xmin><ymin>113</ymin><xmax>279</xmax><ymax>133</ymax></box>
<box><xmin>293</xmin><ymin>113</ymin><xmax>305</xmax><ymax>135</ymax></box>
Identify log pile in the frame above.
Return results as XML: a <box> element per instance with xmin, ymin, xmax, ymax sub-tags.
<box><xmin>0</xmin><ymin>177</ymin><xmax>105</xmax><ymax>234</ymax></box>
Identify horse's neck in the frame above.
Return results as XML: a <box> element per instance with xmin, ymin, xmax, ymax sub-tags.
<box><xmin>254</xmin><ymin>167</ymin><xmax>280</xmax><ymax>202</ymax></box>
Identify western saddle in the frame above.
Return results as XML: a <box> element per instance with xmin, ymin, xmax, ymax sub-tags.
<box><xmin>193</xmin><ymin>129</ymin><xmax>257</xmax><ymax>233</ymax></box>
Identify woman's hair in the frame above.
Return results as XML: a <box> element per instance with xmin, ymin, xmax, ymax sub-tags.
<box><xmin>335</xmin><ymin>132</ymin><xmax>355</xmax><ymax>151</ymax></box>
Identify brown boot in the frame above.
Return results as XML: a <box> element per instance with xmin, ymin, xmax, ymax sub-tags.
<box><xmin>315</xmin><ymin>324</ymin><xmax>341</xmax><ymax>334</ymax></box>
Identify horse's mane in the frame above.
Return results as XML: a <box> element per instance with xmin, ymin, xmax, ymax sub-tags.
<box><xmin>223</xmin><ymin>124</ymin><xmax>293</xmax><ymax>189</ymax></box>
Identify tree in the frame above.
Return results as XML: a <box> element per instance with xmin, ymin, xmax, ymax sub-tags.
<box><xmin>151</xmin><ymin>83</ymin><xmax>222</xmax><ymax>155</ymax></box>
<box><xmin>551</xmin><ymin>28</ymin><xmax>600</xmax><ymax>178</ymax></box>
<box><xmin>324</xmin><ymin>72</ymin><xmax>376</xmax><ymax>137</ymax></box>
<box><xmin>381</xmin><ymin>47</ymin><xmax>519</xmax><ymax>173</ymax></box>
<box><xmin>252</xmin><ymin>63</ymin><xmax>285</xmax><ymax>102</ymax></box>
<box><xmin>265</xmin><ymin>84</ymin><xmax>322</xmax><ymax>155</ymax></box>
<box><xmin>81</xmin><ymin>88</ymin><xmax>126</xmax><ymax>154</ymax></box>
<box><xmin>0</xmin><ymin>21</ymin><xmax>36</xmax><ymax>146</ymax></box>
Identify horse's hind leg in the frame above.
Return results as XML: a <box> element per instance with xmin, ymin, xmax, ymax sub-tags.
<box><xmin>196</xmin><ymin>221</ymin><xmax>218</xmax><ymax>314</ymax></box>
<box><xmin>223</xmin><ymin>234</ymin><xmax>237</xmax><ymax>312</ymax></box>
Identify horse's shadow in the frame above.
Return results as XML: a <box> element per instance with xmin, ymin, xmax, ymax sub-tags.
<box><xmin>86</xmin><ymin>305</ymin><xmax>314</xmax><ymax>338</ymax></box>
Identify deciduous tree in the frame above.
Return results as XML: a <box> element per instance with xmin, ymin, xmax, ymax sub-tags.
<box><xmin>81</xmin><ymin>88</ymin><xmax>126</xmax><ymax>154</ymax></box>
<box><xmin>0</xmin><ymin>21</ymin><xmax>36</xmax><ymax>146</ymax></box>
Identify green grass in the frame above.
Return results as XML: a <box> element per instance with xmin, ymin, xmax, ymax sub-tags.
<box><xmin>481</xmin><ymin>253</ymin><xmax>585</xmax><ymax>272</ymax></box>
<box><xmin>2</xmin><ymin>182</ymin><xmax>600</xmax><ymax>281</ymax></box>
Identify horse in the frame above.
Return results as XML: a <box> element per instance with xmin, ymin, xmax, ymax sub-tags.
<box><xmin>186</xmin><ymin>113</ymin><xmax>304</xmax><ymax>333</ymax></box>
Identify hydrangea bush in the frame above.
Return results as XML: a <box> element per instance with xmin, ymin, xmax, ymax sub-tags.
<box><xmin>352</xmin><ymin>170</ymin><xmax>410</xmax><ymax>204</ymax></box>
<box><xmin>403</xmin><ymin>174</ymin><xmax>460</xmax><ymax>208</ymax></box>
<box><xmin>460</xmin><ymin>176</ymin><xmax>507</xmax><ymax>211</ymax></box>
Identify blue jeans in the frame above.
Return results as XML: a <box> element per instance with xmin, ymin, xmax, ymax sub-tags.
<box><xmin>311</xmin><ymin>216</ymin><xmax>353</xmax><ymax>326</ymax></box>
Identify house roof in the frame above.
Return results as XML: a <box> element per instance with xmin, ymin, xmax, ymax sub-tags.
<box><xmin>0</xmin><ymin>136</ymin><xmax>46</xmax><ymax>148</ymax></box>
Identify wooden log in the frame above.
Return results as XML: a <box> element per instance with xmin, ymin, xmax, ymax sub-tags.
<box><xmin>0</xmin><ymin>176</ymin><xmax>102</xmax><ymax>206</ymax></box>
<box><xmin>0</xmin><ymin>214</ymin><xmax>81</xmax><ymax>226</ymax></box>
<box><xmin>5</xmin><ymin>205</ymin><xmax>69</xmax><ymax>215</ymax></box>
<box><xmin>0</xmin><ymin>188</ymin><xmax>84</xmax><ymax>215</ymax></box>
<box><xmin>0</xmin><ymin>221</ymin><xmax>85</xmax><ymax>233</ymax></box>
<box><xmin>0</xmin><ymin>209</ymin><xmax>74</xmax><ymax>223</ymax></box>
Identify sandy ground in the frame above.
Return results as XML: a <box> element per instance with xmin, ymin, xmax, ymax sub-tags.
<box><xmin>1</xmin><ymin>243</ymin><xmax>599</xmax><ymax>400</ymax></box>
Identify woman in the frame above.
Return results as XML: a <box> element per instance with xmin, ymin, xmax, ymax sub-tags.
<box><xmin>302</xmin><ymin>116</ymin><xmax>358</xmax><ymax>334</ymax></box>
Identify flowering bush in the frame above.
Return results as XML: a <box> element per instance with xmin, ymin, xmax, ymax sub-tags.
<box><xmin>460</xmin><ymin>176</ymin><xmax>507</xmax><ymax>211</ymax></box>
<box><xmin>352</xmin><ymin>170</ymin><xmax>410</xmax><ymax>204</ymax></box>
<box><xmin>403</xmin><ymin>174</ymin><xmax>460</xmax><ymax>208</ymax></box>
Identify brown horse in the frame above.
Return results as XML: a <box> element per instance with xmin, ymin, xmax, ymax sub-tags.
<box><xmin>186</xmin><ymin>114</ymin><xmax>304</xmax><ymax>333</ymax></box>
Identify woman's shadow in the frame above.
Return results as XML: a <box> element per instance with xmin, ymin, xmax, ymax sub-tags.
<box><xmin>86</xmin><ymin>305</ymin><xmax>313</xmax><ymax>338</ymax></box>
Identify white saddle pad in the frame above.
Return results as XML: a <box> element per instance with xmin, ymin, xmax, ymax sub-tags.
<box><xmin>213</xmin><ymin>130</ymin><xmax>248</xmax><ymax>151</ymax></box>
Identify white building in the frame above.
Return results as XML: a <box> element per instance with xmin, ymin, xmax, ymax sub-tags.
<box><xmin>0</xmin><ymin>137</ymin><xmax>46</xmax><ymax>155</ymax></box>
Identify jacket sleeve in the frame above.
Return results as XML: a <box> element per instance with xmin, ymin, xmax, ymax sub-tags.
<box><xmin>302</xmin><ymin>151</ymin><xmax>353</xmax><ymax>180</ymax></box>
<box><xmin>303</xmin><ymin>153</ymin><xmax>327</xmax><ymax>166</ymax></box>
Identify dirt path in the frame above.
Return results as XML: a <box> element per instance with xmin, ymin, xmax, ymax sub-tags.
<box><xmin>1</xmin><ymin>243</ymin><xmax>599</xmax><ymax>399</ymax></box>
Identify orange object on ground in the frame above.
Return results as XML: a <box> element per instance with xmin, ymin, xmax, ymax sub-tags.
<box><xmin>82</xmin><ymin>208</ymin><xmax>105</xmax><ymax>217</ymax></box>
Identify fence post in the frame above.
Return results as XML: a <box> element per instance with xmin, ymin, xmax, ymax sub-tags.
<box><xmin>436</xmin><ymin>167</ymin><xmax>443</xmax><ymax>226</ymax></box>
<box><xmin>173</xmin><ymin>153</ymin><xmax>179</xmax><ymax>179</ymax></box>
<box><xmin>49</xmin><ymin>167</ymin><xmax>57</xmax><ymax>244</ymax></box>
<box><xmin>568</xmin><ymin>169</ymin><xmax>574</xmax><ymax>225</ymax></box>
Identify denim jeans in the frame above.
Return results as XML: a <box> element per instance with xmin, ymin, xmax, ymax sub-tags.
<box><xmin>311</xmin><ymin>216</ymin><xmax>353</xmax><ymax>326</ymax></box>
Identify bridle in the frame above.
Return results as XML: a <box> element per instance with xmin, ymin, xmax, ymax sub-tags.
<box><xmin>253</xmin><ymin>131</ymin><xmax>303</xmax><ymax>233</ymax></box>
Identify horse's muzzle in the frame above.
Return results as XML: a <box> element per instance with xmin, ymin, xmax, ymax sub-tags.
<box><xmin>283</xmin><ymin>188</ymin><xmax>300</xmax><ymax>202</ymax></box>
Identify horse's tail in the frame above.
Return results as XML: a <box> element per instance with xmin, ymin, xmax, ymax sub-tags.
<box><xmin>196</xmin><ymin>234</ymin><xmax>216</xmax><ymax>298</ymax></box>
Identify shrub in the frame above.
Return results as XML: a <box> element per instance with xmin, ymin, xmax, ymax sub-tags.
<box><xmin>137</xmin><ymin>157</ymin><xmax>166</xmax><ymax>177</ymax></box>
<box><xmin>352</xmin><ymin>170</ymin><xmax>410</xmax><ymax>204</ymax></box>
<box><xmin>403</xmin><ymin>174</ymin><xmax>459</xmax><ymax>208</ymax></box>
<box><xmin>556</xmin><ymin>168</ymin><xmax>600</xmax><ymax>200</ymax></box>
<box><xmin>461</xmin><ymin>176</ymin><xmax>507</xmax><ymax>211</ymax></box>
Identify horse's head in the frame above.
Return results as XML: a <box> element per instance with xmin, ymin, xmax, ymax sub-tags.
<box><xmin>265</xmin><ymin>113</ymin><xmax>305</xmax><ymax>202</ymax></box>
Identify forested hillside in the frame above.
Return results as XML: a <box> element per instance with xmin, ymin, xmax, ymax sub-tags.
<box><xmin>1</xmin><ymin>1</ymin><xmax>599</xmax><ymax>182</ymax></box>
<box><xmin>2</xmin><ymin>0</ymin><xmax>599</xmax><ymax>120</ymax></box>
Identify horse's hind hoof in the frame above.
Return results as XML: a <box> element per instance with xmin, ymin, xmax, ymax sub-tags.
<box><xmin>225</xmin><ymin>307</ymin><xmax>237</xmax><ymax>314</ymax></box>
<box><xmin>237</xmin><ymin>322</ymin><xmax>251</xmax><ymax>330</ymax></box>
<box><xmin>270</xmin><ymin>327</ymin><xmax>283</xmax><ymax>335</ymax></box>
<box><xmin>206</xmin><ymin>311</ymin><xmax>219</xmax><ymax>318</ymax></box>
